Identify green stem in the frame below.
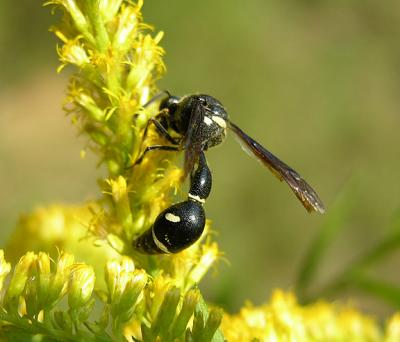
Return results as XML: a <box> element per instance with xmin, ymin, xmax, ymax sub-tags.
<box><xmin>0</xmin><ymin>310</ymin><xmax>73</xmax><ymax>341</ymax></box>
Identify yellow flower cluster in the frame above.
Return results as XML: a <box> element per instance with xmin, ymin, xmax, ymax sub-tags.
<box><xmin>5</xmin><ymin>203</ymin><xmax>220</xmax><ymax>297</ymax></box>
<box><xmin>0</xmin><ymin>249</ymin><xmax>223</xmax><ymax>340</ymax></box>
<box><xmin>46</xmin><ymin>0</ymin><xmax>165</xmax><ymax>177</ymax></box>
<box><xmin>3</xmin><ymin>251</ymin><xmax>76</xmax><ymax>318</ymax></box>
<box><xmin>222</xmin><ymin>290</ymin><xmax>400</xmax><ymax>342</ymax></box>
<box><xmin>42</xmin><ymin>0</ymin><xmax>221</xmax><ymax>281</ymax></box>
<box><xmin>3</xmin><ymin>247</ymin><xmax>399</xmax><ymax>341</ymax></box>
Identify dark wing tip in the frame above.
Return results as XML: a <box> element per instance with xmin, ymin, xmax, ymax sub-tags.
<box><xmin>228</xmin><ymin>120</ymin><xmax>325</xmax><ymax>214</ymax></box>
<box><xmin>290</xmin><ymin>172</ymin><xmax>325</xmax><ymax>214</ymax></box>
<box><xmin>300</xmin><ymin>190</ymin><xmax>325</xmax><ymax>214</ymax></box>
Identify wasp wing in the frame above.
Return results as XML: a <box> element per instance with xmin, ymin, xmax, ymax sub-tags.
<box><xmin>229</xmin><ymin>121</ymin><xmax>325</xmax><ymax>213</ymax></box>
<box><xmin>183</xmin><ymin>98</ymin><xmax>206</xmax><ymax>177</ymax></box>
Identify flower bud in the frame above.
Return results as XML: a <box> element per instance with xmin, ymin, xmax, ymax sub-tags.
<box><xmin>98</xmin><ymin>0</ymin><xmax>123</xmax><ymax>23</ymax></box>
<box><xmin>147</xmin><ymin>276</ymin><xmax>172</xmax><ymax>320</ymax></box>
<box><xmin>73</xmin><ymin>90</ymin><xmax>105</xmax><ymax>121</ymax></box>
<box><xmin>126</xmin><ymin>33</ymin><xmax>165</xmax><ymax>91</ymax></box>
<box><xmin>106</xmin><ymin>257</ymin><xmax>147</xmax><ymax>322</ymax></box>
<box><xmin>187</xmin><ymin>243</ymin><xmax>219</xmax><ymax>288</ymax></box>
<box><xmin>0</xmin><ymin>250</ymin><xmax>11</xmax><ymax>292</ymax></box>
<box><xmin>172</xmin><ymin>289</ymin><xmax>200</xmax><ymax>338</ymax></box>
<box><xmin>58</xmin><ymin>40</ymin><xmax>90</xmax><ymax>68</ymax></box>
<box><xmin>6</xmin><ymin>252</ymin><xmax>37</xmax><ymax>301</ymax></box>
<box><xmin>46</xmin><ymin>0</ymin><xmax>94</xmax><ymax>43</ymax></box>
<box><xmin>68</xmin><ymin>264</ymin><xmax>95</xmax><ymax>308</ymax></box>
<box><xmin>105</xmin><ymin>256</ymin><xmax>135</xmax><ymax>300</ymax></box>
<box><xmin>112</xmin><ymin>6</ymin><xmax>139</xmax><ymax>53</ymax></box>
<box><xmin>116</xmin><ymin>270</ymin><xmax>147</xmax><ymax>322</ymax></box>
<box><xmin>37</xmin><ymin>252</ymin><xmax>51</xmax><ymax>307</ymax></box>
<box><xmin>108</xmin><ymin>176</ymin><xmax>133</xmax><ymax>233</ymax></box>
<box><xmin>51</xmin><ymin>252</ymin><xmax>75</xmax><ymax>303</ymax></box>
<box><xmin>203</xmin><ymin>308</ymin><xmax>223</xmax><ymax>341</ymax></box>
<box><xmin>152</xmin><ymin>287</ymin><xmax>181</xmax><ymax>336</ymax></box>
<box><xmin>386</xmin><ymin>313</ymin><xmax>400</xmax><ymax>342</ymax></box>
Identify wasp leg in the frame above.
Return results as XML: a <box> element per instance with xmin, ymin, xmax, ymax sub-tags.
<box><xmin>134</xmin><ymin>145</ymin><xmax>181</xmax><ymax>166</ymax></box>
<box><xmin>141</xmin><ymin>117</ymin><xmax>180</xmax><ymax>145</ymax></box>
<box><xmin>129</xmin><ymin>118</ymin><xmax>181</xmax><ymax>169</ymax></box>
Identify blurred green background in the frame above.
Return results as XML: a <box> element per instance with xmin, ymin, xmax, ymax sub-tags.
<box><xmin>1</xmin><ymin>0</ymin><xmax>400</xmax><ymax>317</ymax></box>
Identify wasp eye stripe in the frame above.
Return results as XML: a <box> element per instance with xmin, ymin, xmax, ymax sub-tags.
<box><xmin>211</xmin><ymin>116</ymin><xmax>227</xmax><ymax>128</ymax></box>
<box><xmin>203</xmin><ymin>116</ymin><xmax>213</xmax><ymax>125</ymax></box>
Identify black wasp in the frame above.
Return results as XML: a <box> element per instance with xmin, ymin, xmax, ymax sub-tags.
<box><xmin>134</xmin><ymin>93</ymin><xmax>325</xmax><ymax>254</ymax></box>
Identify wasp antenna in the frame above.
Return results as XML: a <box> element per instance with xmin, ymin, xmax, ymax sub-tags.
<box><xmin>143</xmin><ymin>90</ymin><xmax>171</xmax><ymax>108</ymax></box>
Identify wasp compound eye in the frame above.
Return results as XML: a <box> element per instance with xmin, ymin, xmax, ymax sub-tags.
<box><xmin>159</xmin><ymin>95</ymin><xmax>180</xmax><ymax>113</ymax></box>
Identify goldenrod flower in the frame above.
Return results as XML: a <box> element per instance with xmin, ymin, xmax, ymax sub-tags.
<box><xmin>36</xmin><ymin>252</ymin><xmax>52</xmax><ymax>309</ymax></box>
<box><xmin>50</xmin><ymin>252</ymin><xmax>75</xmax><ymax>303</ymax></box>
<box><xmin>221</xmin><ymin>290</ymin><xmax>394</xmax><ymax>341</ymax></box>
<box><xmin>105</xmin><ymin>256</ymin><xmax>147</xmax><ymax>323</ymax></box>
<box><xmin>386</xmin><ymin>313</ymin><xmax>400</xmax><ymax>342</ymax></box>
<box><xmin>5</xmin><ymin>252</ymin><xmax>37</xmax><ymax>309</ymax></box>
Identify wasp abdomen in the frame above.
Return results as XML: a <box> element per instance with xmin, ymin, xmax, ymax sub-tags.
<box><xmin>135</xmin><ymin>200</ymin><xmax>205</xmax><ymax>254</ymax></box>
<box><xmin>188</xmin><ymin>153</ymin><xmax>212</xmax><ymax>203</ymax></box>
<box><xmin>134</xmin><ymin>152</ymin><xmax>211</xmax><ymax>254</ymax></box>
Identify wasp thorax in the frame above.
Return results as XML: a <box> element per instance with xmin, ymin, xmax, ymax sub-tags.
<box><xmin>161</xmin><ymin>94</ymin><xmax>229</xmax><ymax>150</ymax></box>
<box><xmin>197</xmin><ymin>95</ymin><xmax>228</xmax><ymax>149</ymax></box>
